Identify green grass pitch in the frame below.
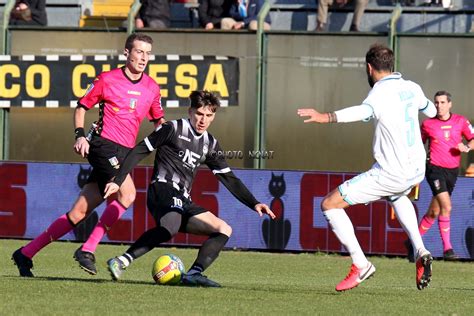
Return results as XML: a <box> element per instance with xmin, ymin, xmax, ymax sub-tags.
<box><xmin>1</xmin><ymin>239</ymin><xmax>473</xmax><ymax>315</ymax></box>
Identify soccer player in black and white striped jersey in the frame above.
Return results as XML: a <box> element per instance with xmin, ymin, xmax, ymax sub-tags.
<box><xmin>104</xmin><ymin>90</ymin><xmax>275</xmax><ymax>287</ymax></box>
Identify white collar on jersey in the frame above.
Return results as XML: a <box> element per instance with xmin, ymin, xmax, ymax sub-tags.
<box><xmin>184</xmin><ymin>118</ymin><xmax>207</xmax><ymax>139</ymax></box>
<box><xmin>379</xmin><ymin>72</ymin><xmax>402</xmax><ymax>82</ymax></box>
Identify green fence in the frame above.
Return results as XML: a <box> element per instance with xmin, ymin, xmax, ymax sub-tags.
<box><xmin>2</xmin><ymin>27</ymin><xmax>474</xmax><ymax>172</ymax></box>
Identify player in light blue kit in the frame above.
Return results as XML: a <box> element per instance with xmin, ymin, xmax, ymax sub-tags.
<box><xmin>298</xmin><ymin>43</ymin><xmax>437</xmax><ymax>292</ymax></box>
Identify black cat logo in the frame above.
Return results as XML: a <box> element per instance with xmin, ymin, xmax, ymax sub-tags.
<box><xmin>74</xmin><ymin>165</ymin><xmax>98</xmax><ymax>241</ymax></box>
<box><xmin>77</xmin><ymin>165</ymin><xmax>92</xmax><ymax>189</ymax></box>
<box><xmin>262</xmin><ymin>173</ymin><xmax>291</xmax><ymax>249</ymax></box>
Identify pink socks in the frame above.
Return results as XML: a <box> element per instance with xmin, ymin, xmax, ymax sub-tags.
<box><xmin>21</xmin><ymin>200</ymin><xmax>128</xmax><ymax>258</ymax></box>
<box><xmin>22</xmin><ymin>214</ymin><xmax>74</xmax><ymax>259</ymax></box>
<box><xmin>418</xmin><ymin>215</ymin><xmax>435</xmax><ymax>236</ymax></box>
<box><xmin>438</xmin><ymin>215</ymin><xmax>453</xmax><ymax>251</ymax></box>
<box><xmin>81</xmin><ymin>200</ymin><xmax>127</xmax><ymax>253</ymax></box>
<box><xmin>418</xmin><ymin>214</ymin><xmax>453</xmax><ymax>251</ymax></box>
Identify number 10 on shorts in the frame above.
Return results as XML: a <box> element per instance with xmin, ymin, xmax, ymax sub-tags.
<box><xmin>172</xmin><ymin>197</ymin><xmax>183</xmax><ymax>209</ymax></box>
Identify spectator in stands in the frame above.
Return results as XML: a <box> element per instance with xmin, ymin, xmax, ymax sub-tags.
<box><xmin>135</xmin><ymin>0</ymin><xmax>171</xmax><ymax>29</ymax></box>
<box><xmin>315</xmin><ymin>0</ymin><xmax>368</xmax><ymax>32</ymax></box>
<box><xmin>10</xmin><ymin>0</ymin><xmax>47</xmax><ymax>26</ymax></box>
<box><xmin>198</xmin><ymin>0</ymin><xmax>234</xmax><ymax>29</ymax></box>
<box><xmin>420</xmin><ymin>0</ymin><xmax>451</xmax><ymax>7</ymax></box>
<box><xmin>221</xmin><ymin>0</ymin><xmax>271</xmax><ymax>31</ymax></box>
<box><xmin>392</xmin><ymin>0</ymin><xmax>415</xmax><ymax>6</ymax></box>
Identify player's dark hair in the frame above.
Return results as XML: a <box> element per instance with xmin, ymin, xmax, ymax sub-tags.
<box><xmin>189</xmin><ymin>91</ymin><xmax>220</xmax><ymax>113</ymax></box>
<box><xmin>366</xmin><ymin>43</ymin><xmax>394</xmax><ymax>72</ymax></box>
<box><xmin>434</xmin><ymin>90</ymin><xmax>452</xmax><ymax>102</ymax></box>
<box><xmin>125</xmin><ymin>33</ymin><xmax>153</xmax><ymax>51</ymax></box>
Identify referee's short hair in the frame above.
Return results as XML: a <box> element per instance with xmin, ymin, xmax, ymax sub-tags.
<box><xmin>434</xmin><ymin>90</ymin><xmax>452</xmax><ymax>102</ymax></box>
<box><xmin>125</xmin><ymin>33</ymin><xmax>153</xmax><ymax>51</ymax></box>
<box><xmin>366</xmin><ymin>43</ymin><xmax>394</xmax><ymax>72</ymax></box>
<box><xmin>189</xmin><ymin>91</ymin><xmax>220</xmax><ymax>113</ymax></box>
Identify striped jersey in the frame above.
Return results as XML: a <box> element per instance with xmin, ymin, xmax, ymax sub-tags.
<box><xmin>78</xmin><ymin>67</ymin><xmax>164</xmax><ymax>148</ymax></box>
<box><xmin>113</xmin><ymin>118</ymin><xmax>260</xmax><ymax>209</ymax></box>
<box><xmin>421</xmin><ymin>113</ymin><xmax>474</xmax><ymax>168</ymax></box>
<box><xmin>116</xmin><ymin>118</ymin><xmax>230</xmax><ymax>197</ymax></box>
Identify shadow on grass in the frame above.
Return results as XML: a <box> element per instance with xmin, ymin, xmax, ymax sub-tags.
<box><xmin>222</xmin><ymin>283</ymin><xmax>341</xmax><ymax>296</ymax></box>
<box><xmin>1</xmin><ymin>274</ymin><xmax>337</xmax><ymax>294</ymax></box>
<box><xmin>1</xmin><ymin>275</ymin><xmax>153</xmax><ymax>286</ymax></box>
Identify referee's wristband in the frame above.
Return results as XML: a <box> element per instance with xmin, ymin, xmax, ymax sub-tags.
<box><xmin>74</xmin><ymin>127</ymin><xmax>86</xmax><ymax>140</ymax></box>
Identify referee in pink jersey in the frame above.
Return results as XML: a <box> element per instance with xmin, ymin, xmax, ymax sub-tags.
<box><xmin>12</xmin><ymin>33</ymin><xmax>165</xmax><ymax>277</ymax></box>
<box><xmin>407</xmin><ymin>91</ymin><xmax>474</xmax><ymax>261</ymax></box>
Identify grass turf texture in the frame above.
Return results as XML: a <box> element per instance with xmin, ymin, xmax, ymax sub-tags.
<box><xmin>1</xmin><ymin>239</ymin><xmax>473</xmax><ymax>315</ymax></box>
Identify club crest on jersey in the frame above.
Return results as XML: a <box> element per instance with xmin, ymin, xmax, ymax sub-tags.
<box><xmin>130</xmin><ymin>98</ymin><xmax>137</xmax><ymax>110</ymax></box>
<box><xmin>444</xmin><ymin>130</ymin><xmax>450</xmax><ymax>140</ymax></box>
<box><xmin>108</xmin><ymin>157</ymin><xmax>120</xmax><ymax>169</ymax></box>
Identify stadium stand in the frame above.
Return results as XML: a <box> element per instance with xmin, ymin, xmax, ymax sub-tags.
<box><xmin>79</xmin><ymin>0</ymin><xmax>133</xmax><ymax>27</ymax></box>
<box><xmin>46</xmin><ymin>0</ymin><xmax>83</xmax><ymax>27</ymax></box>
<box><xmin>0</xmin><ymin>0</ymin><xmax>473</xmax><ymax>31</ymax></box>
<box><xmin>268</xmin><ymin>0</ymin><xmax>474</xmax><ymax>32</ymax></box>
<box><xmin>0</xmin><ymin>0</ymin><xmax>83</xmax><ymax>27</ymax></box>
<box><xmin>0</xmin><ymin>0</ymin><xmax>200</xmax><ymax>28</ymax></box>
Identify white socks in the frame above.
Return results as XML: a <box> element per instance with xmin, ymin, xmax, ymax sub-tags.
<box><xmin>118</xmin><ymin>253</ymin><xmax>134</xmax><ymax>267</ymax></box>
<box><xmin>324</xmin><ymin>208</ymin><xmax>368</xmax><ymax>268</ymax></box>
<box><xmin>391</xmin><ymin>196</ymin><xmax>426</xmax><ymax>255</ymax></box>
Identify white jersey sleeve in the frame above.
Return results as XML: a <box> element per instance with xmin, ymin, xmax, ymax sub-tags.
<box><xmin>334</xmin><ymin>104</ymin><xmax>374</xmax><ymax>123</ymax></box>
<box><xmin>419</xmin><ymin>99</ymin><xmax>436</xmax><ymax>118</ymax></box>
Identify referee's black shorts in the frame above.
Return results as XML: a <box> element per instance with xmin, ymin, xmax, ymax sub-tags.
<box><xmin>86</xmin><ymin>136</ymin><xmax>131</xmax><ymax>194</ymax></box>
<box><xmin>425</xmin><ymin>163</ymin><xmax>459</xmax><ymax>196</ymax></box>
<box><xmin>147</xmin><ymin>181</ymin><xmax>208</xmax><ymax>231</ymax></box>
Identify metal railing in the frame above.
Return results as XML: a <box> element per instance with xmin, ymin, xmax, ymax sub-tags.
<box><xmin>1</xmin><ymin>0</ymin><xmax>15</xmax><ymax>54</ymax></box>
<box><xmin>127</xmin><ymin>0</ymin><xmax>142</xmax><ymax>35</ymax></box>
<box><xmin>389</xmin><ymin>3</ymin><xmax>403</xmax><ymax>65</ymax></box>
<box><xmin>0</xmin><ymin>0</ymin><xmax>14</xmax><ymax>159</ymax></box>
<box><xmin>254</xmin><ymin>0</ymin><xmax>270</xmax><ymax>169</ymax></box>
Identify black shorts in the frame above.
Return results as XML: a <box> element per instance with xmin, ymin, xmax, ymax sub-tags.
<box><xmin>86</xmin><ymin>136</ymin><xmax>131</xmax><ymax>194</ymax></box>
<box><xmin>425</xmin><ymin>163</ymin><xmax>458</xmax><ymax>196</ymax></box>
<box><xmin>147</xmin><ymin>182</ymin><xmax>208</xmax><ymax>231</ymax></box>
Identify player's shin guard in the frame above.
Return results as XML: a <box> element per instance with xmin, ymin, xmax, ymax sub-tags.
<box><xmin>188</xmin><ymin>233</ymin><xmax>229</xmax><ymax>274</ymax></box>
<box><xmin>126</xmin><ymin>226</ymin><xmax>173</xmax><ymax>259</ymax></box>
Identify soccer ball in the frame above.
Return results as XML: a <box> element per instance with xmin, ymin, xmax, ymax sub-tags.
<box><xmin>151</xmin><ymin>254</ymin><xmax>185</xmax><ymax>285</ymax></box>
